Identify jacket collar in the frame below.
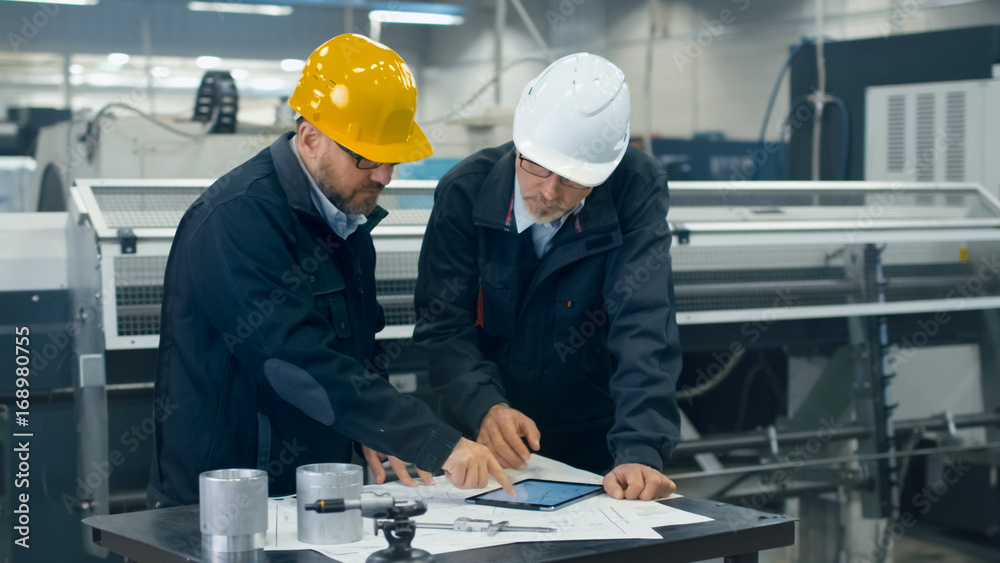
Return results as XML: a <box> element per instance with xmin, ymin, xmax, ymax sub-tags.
<box><xmin>471</xmin><ymin>142</ymin><xmax>619</xmax><ymax>234</ymax></box>
<box><xmin>270</xmin><ymin>131</ymin><xmax>387</xmax><ymax>233</ymax></box>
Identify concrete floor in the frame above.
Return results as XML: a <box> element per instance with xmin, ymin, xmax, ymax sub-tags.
<box><xmin>696</xmin><ymin>533</ymin><xmax>999</xmax><ymax>562</ymax></box>
<box><xmin>893</xmin><ymin>535</ymin><xmax>998</xmax><ymax>562</ymax></box>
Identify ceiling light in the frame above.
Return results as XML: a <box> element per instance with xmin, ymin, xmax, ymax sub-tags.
<box><xmin>68</xmin><ymin>64</ymin><xmax>84</xmax><ymax>75</ymax></box>
<box><xmin>368</xmin><ymin>10</ymin><xmax>464</xmax><ymax>25</ymax></box>
<box><xmin>196</xmin><ymin>56</ymin><xmax>222</xmax><ymax>69</ymax></box>
<box><xmin>1</xmin><ymin>0</ymin><xmax>99</xmax><ymax>5</ymax></box>
<box><xmin>251</xmin><ymin>78</ymin><xmax>287</xmax><ymax>91</ymax></box>
<box><xmin>280</xmin><ymin>59</ymin><xmax>304</xmax><ymax>72</ymax></box>
<box><xmin>188</xmin><ymin>2</ymin><xmax>292</xmax><ymax>16</ymax></box>
<box><xmin>87</xmin><ymin>73</ymin><xmax>119</xmax><ymax>86</ymax></box>
<box><xmin>230</xmin><ymin>68</ymin><xmax>249</xmax><ymax>80</ymax></box>
<box><xmin>165</xmin><ymin>76</ymin><xmax>201</xmax><ymax>88</ymax></box>
<box><xmin>108</xmin><ymin>53</ymin><xmax>130</xmax><ymax>66</ymax></box>
<box><xmin>151</xmin><ymin>66</ymin><xmax>171</xmax><ymax>78</ymax></box>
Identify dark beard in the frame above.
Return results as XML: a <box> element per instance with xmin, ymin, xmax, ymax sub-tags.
<box><xmin>317</xmin><ymin>179</ymin><xmax>382</xmax><ymax>216</ymax></box>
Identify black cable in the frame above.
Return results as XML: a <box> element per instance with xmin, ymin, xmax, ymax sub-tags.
<box><xmin>419</xmin><ymin>56</ymin><xmax>551</xmax><ymax>127</ymax></box>
<box><xmin>676</xmin><ymin>348</ymin><xmax>746</xmax><ymax>402</ymax></box>
<box><xmin>81</xmin><ymin>102</ymin><xmax>212</xmax><ymax>165</ymax></box>
<box><xmin>829</xmin><ymin>95</ymin><xmax>851</xmax><ymax>180</ymax></box>
<box><xmin>757</xmin><ymin>38</ymin><xmax>810</xmax><ymax>145</ymax></box>
<box><xmin>733</xmin><ymin>363</ymin><xmax>763</xmax><ymax>432</ymax></box>
<box><xmin>773</xmin><ymin>95</ymin><xmax>813</xmax><ymax>180</ymax></box>
<box><xmin>93</xmin><ymin>103</ymin><xmax>209</xmax><ymax>140</ymax></box>
<box><xmin>192</xmin><ymin>70</ymin><xmax>238</xmax><ymax>134</ymax></box>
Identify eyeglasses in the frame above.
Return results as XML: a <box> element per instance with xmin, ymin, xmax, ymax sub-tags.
<box><xmin>517</xmin><ymin>155</ymin><xmax>590</xmax><ymax>190</ymax></box>
<box><xmin>336</xmin><ymin>142</ymin><xmax>397</xmax><ymax>170</ymax></box>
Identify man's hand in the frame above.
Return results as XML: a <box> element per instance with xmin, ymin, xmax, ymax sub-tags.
<box><xmin>477</xmin><ymin>404</ymin><xmax>541</xmax><ymax>470</ymax></box>
<box><xmin>603</xmin><ymin>463</ymin><xmax>676</xmax><ymax>501</ymax></box>
<box><xmin>442</xmin><ymin>437</ymin><xmax>516</xmax><ymax>496</ymax></box>
<box><xmin>362</xmin><ymin>446</ymin><xmax>435</xmax><ymax>487</ymax></box>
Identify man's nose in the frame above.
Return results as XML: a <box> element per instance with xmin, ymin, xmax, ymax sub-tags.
<box><xmin>539</xmin><ymin>174</ymin><xmax>561</xmax><ymax>200</ymax></box>
<box><xmin>370</xmin><ymin>163</ymin><xmax>394</xmax><ymax>186</ymax></box>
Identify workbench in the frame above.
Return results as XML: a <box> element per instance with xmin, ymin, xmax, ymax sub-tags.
<box><xmin>84</xmin><ymin>496</ymin><xmax>794</xmax><ymax>562</ymax></box>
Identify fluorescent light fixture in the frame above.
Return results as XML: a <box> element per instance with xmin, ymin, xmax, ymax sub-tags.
<box><xmin>151</xmin><ymin>66</ymin><xmax>171</xmax><ymax>78</ymax></box>
<box><xmin>107</xmin><ymin>52</ymin><xmax>130</xmax><ymax>66</ymax></box>
<box><xmin>250</xmin><ymin>77</ymin><xmax>288</xmax><ymax>91</ymax></box>
<box><xmin>1</xmin><ymin>0</ymin><xmax>98</xmax><ymax>5</ymax></box>
<box><xmin>280</xmin><ymin>59</ymin><xmax>304</xmax><ymax>72</ymax></box>
<box><xmin>68</xmin><ymin>64</ymin><xmax>84</xmax><ymax>75</ymax></box>
<box><xmin>368</xmin><ymin>10</ymin><xmax>463</xmax><ymax>25</ymax></box>
<box><xmin>166</xmin><ymin>76</ymin><xmax>201</xmax><ymax>88</ymax></box>
<box><xmin>188</xmin><ymin>2</ymin><xmax>292</xmax><ymax>16</ymax></box>
<box><xmin>230</xmin><ymin>68</ymin><xmax>249</xmax><ymax>80</ymax></box>
<box><xmin>87</xmin><ymin>73</ymin><xmax>118</xmax><ymax>86</ymax></box>
<box><xmin>196</xmin><ymin>56</ymin><xmax>222</xmax><ymax>69</ymax></box>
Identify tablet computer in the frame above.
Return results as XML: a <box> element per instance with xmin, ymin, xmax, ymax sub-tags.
<box><xmin>465</xmin><ymin>479</ymin><xmax>604</xmax><ymax>511</ymax></box>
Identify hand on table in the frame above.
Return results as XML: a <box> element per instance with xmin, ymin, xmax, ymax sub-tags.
<box><xmin>442</xmin><ymin>437</ymin><xmax>516</xmax><ymax>496</ymax></box>
<box><xmin>361</xmin><ymin>445</ymin><xmax>435</xmax><ymax>487</ymax></box>
<box><xmin>476</xmin><ymin>404</ymin><xmax>541</xmax><ymax>470</ymax></box>
<box><xmin>603</xmin><ymin>463</ymin><xmax>677</xmax><ymax>501</ymax></box>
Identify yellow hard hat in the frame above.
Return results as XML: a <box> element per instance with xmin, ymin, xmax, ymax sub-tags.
<box><xmin>289</xmin><ymin>34</ymin><xmax>432</xmax><ymax>163</ymax></box>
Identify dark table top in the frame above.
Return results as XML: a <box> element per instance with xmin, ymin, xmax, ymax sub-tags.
<box><xmin>84</xmin><ymin>496</ymin><xmax>795</xmax><ymax>563</ymax></box>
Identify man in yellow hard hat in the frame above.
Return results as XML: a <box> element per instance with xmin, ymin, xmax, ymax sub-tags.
<box><xmin>148</xmin><ymin>34</ymin><xmax>513</xmax><ymax>508</ymax></box>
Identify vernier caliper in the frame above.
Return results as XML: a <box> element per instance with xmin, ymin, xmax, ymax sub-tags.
<box><xmin>416</xmin><ymin>517</ymin><xmax>556</xmax><ymax>536</ymax></box>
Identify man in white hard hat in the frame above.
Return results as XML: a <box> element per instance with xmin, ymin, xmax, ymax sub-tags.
<box><xmin>413</xmin><ymin>53</ymin><xmax>681</xmax><ymax>500</ymax></box>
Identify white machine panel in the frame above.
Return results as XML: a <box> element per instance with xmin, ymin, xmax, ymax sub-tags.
<box><xmin>66</xmin><ymin>179</ymin><xmax>1000</xmax><ymax>349</ymax></box>
<box><xmin>866</xmin><ymin>78</ymin><xmax>1000</xmax><ymax>199</ymax></box>
<box><xmin>0</xmin><ymin>212</ymin><xmax>68</xmax><ymax>291</ymax></box>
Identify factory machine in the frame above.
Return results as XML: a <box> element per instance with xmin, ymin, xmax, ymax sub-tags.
<box><xmin>24</xmin><ymin>111</ymin><xmax>288</xmax><ymax>213</ymax></box>
<box><xmin>3</xmin><ymin>176</ymin><xmax>1000</xmax><ymax>561</ymax></box>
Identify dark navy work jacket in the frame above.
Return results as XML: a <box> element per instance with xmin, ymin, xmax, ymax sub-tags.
<box><xmin>413</xmin><ymin>142</ymin><xmax>682</xmax><ymax>474</ymax></box>
<box><xmin>148</xmin><ymin>132</ymin><xmax>460</xmax><ymax>507</ymax></box>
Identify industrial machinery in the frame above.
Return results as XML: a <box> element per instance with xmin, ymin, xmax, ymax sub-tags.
<box><xmin>0</xmin><ymin>156</ymin><xmax>34</xmax><ymax>212</ymax></box>
<box><xmin>788</xmin><ymin>25</ymin><xmax>1000</xmax><ymax>182</ymax></box>
<box><xmin>866</xmin><ymin>77</ymin><xmax>1000</xmax><ymax>200</ymax></box>
<box><xmin>650</xmin><ymin>137</ymin><xmax>789</xmax><ymax>183</ymax></box>
<box><xmin>24</xmin><ymin>112</ymin><xmax>460</xmax><ymax>214</ymax></box>
<box><xmin>864</xmin><ymin>77</ymin><xmax>1000</xmax><ymax>552</ymax></box>
<box><xmin>25</xmin><ymin>113</ymin><xmax>290</xmax><ymax>213</ymax></box>
<box><xmin>3</xmin><ymin>178</ymin><xmax>1000</xmax><ymax>561</ymax></box>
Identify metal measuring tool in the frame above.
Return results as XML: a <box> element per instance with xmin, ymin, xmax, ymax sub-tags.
<box><xmin>416</xmin><ymin>517</ymin><xmax>556</xmax><ymax>537</ymax></box>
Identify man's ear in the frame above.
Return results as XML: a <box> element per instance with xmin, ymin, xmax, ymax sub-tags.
<box><xmin>296</xmin><ymin>121</ymin><xmax>323</xmax><ymax>160</ymax></box>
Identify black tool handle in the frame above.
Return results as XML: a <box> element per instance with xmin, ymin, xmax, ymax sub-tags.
<box><xmin>305</xmin><ymin>499</ymin><xmax>348</xmax><ymax>513</ymax></box>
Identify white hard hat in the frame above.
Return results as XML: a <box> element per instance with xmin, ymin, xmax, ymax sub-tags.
<box><xmin>513</xmin><ymin>53</ymin><xmax>631</xmax><ymax>188</ymax></box>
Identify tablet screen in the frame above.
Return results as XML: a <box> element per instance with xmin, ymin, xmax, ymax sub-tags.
<box><xmin>466</xmin><ymin>479</ymin><xmax>604</xmax><ymax>510</ymax></box>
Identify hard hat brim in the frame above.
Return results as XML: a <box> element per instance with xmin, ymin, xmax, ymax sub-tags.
<box><xmin>514</xmin><ymin>137</ymin><xmax>622</xmax><ymax>188</ymax></box>
<box><xmin>330</xmin><ymin>123</ymin><xmax>433</xmax><ymax>164</ymax></box>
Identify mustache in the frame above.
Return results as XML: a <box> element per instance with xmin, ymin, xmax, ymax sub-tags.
<box><xmin>526</xmin><ymin>196</ymin><xmax>560</xmax><ymax>208</ymax></box>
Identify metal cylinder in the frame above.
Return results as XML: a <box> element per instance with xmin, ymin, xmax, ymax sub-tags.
<box><xmin>296</xmin><ymin>463</ymin><xmax>363</xmax><ymax>544</ymax></box>
<box><xmin>199</xmin><ymin>468</ymin><xmax>268</xmax><ymax>553</ymax></box>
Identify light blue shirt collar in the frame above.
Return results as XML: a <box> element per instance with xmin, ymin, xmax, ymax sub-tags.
<box><xmin>513</xmin><ymin>175</ymin><xmax>585</xmax><ymax>257</ymax></box>
<box><xmin>289</xmin><ymin>135</ymin><xmax>367</xmax><ymax>240</ymax></box>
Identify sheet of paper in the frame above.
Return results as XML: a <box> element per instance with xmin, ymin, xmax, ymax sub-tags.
<box><xmin>262</xmin><ymin>455</ymin><xmax>711</xmax><ymax>563</ymax></box>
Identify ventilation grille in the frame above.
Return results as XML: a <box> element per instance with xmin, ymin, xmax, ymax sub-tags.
<box><xmin>92</xmin><ymin>186</ymin><xmax>204</xmax><ymax>229</ymax></box>
<box><xmin>886</xmin><ymin>95</ymin><xmax>906</xmax><ymax>173</ymax></box>
<box><xmin>114</xmin><ymin>255</ymin><xmax>168</xmax><ymax>336</ymax></box>
<box><xmin>945</xmin><ymin>91</ymin><xmax>967</xmax><ymax>182</ymax></box>
<box><xmin>914</xmin><ymin>93</ymin><xmax>936</xmax><ymax>181</ymax></box>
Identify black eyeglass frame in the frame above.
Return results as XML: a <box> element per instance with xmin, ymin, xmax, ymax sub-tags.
<box><xmin>517</xmin><ymin>155</ymin><xmax>591</xmax><ymax>190</ymax></box>
<box><xmin>336</xmin><ymin>142</ymin><xmax>397</xmax><ymax>170</ymax></box>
